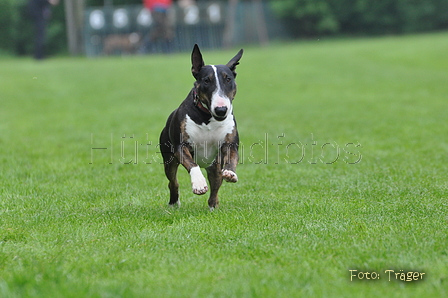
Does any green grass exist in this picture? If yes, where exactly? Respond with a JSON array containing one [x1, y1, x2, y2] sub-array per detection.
[[1, 32, 447, 297]]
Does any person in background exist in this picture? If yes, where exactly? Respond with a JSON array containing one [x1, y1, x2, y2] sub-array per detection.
[[28, 0, 59, 60], [143, 0, 174, 53]]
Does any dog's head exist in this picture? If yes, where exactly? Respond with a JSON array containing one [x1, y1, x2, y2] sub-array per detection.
[[191, 44, 243, 121]]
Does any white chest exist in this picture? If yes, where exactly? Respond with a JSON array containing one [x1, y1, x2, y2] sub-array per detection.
[[185, 114, 235, 167]]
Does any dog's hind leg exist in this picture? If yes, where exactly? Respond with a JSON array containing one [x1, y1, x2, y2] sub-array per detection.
[[164, 159, 180, 206], [206, 163, 223, 210], [160, 125, 181, 206]]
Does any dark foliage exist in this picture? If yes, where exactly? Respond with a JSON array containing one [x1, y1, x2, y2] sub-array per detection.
[[270, 0, 448, 37]]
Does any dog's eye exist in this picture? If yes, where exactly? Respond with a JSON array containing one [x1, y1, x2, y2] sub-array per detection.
[[226, 77, 232, 83], [204, 77, 211, 84]]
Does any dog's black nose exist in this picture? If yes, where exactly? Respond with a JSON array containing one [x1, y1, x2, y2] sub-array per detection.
[[214, 106, 228, 117]]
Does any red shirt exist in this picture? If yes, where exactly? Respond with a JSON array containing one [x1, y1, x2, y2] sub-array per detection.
[[143, 0, 172, 11]]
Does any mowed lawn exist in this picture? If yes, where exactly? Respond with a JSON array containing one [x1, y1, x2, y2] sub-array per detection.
[[1, 32, 447, 297]]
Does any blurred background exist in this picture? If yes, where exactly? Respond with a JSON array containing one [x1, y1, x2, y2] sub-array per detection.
[[1, 0, 448, 57]]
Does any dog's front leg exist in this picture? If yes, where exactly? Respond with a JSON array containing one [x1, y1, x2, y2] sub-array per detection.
[[175, 144, 208, 195], [221, 142, 239, 183]]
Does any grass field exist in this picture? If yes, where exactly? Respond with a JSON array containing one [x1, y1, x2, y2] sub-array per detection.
[[1, 32, 447, 297]]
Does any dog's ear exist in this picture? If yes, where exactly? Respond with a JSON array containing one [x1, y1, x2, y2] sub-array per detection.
[[191, 44, 205, 79], [226, 49, 243, 77]]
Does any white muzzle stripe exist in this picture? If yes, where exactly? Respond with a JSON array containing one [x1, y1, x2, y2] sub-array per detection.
[[210, 65, 232, 118]]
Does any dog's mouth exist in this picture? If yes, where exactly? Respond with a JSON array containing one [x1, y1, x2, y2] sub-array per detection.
[[213, 115, 227, 121]]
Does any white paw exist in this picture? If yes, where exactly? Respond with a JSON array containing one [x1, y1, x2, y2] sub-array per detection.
[[190, 166, 208, 195], [222, 169, 238, 183]]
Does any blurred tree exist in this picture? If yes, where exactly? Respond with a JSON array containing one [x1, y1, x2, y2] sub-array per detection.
[[253, 0, 269, 46], [65, 0, 84, 55], [272, 0, 448, 37], [0, 0, 18, 54], [223, 0, 238, 47], [271, 0, 339, 37]]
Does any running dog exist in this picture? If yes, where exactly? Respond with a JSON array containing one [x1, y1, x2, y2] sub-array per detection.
[[159, 44, 243, 209]]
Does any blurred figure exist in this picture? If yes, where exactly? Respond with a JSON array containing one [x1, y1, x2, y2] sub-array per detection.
[[28, 0, 59, 60], [143, 0, 174, 53], [178, 0, 195, 9]]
